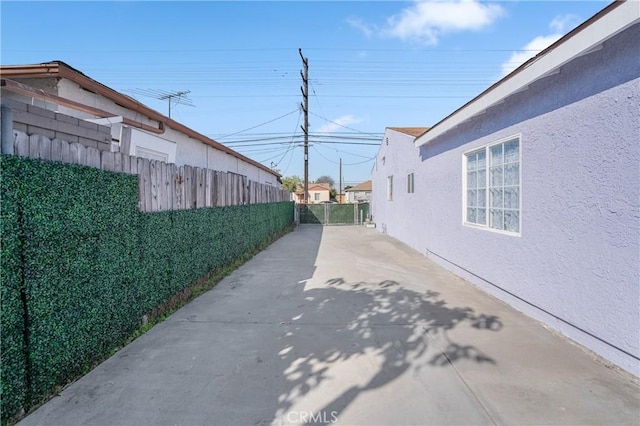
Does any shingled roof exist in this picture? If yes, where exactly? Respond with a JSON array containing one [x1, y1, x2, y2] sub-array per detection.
[[346, 180, 372, 192], [386, 127, 429, 137]]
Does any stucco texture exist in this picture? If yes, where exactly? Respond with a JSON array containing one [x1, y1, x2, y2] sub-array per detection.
[[372, 23, 640, 374]]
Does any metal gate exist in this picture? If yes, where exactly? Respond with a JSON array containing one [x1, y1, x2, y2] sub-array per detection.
[[298, 203, 369, 225]]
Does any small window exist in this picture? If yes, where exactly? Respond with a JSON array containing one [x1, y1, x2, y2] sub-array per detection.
[[314, 193, 320, 201], [407, 173, 414, 194], [464, 136, 520, 234], [387, 176, 393, 201]]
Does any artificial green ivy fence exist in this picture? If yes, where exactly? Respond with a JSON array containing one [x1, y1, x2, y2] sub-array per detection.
[[0, 155, 293, 421]]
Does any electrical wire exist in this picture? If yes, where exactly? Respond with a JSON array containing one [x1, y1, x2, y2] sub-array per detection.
[[309, 111, 382, 137], [216, 108, 299, 139], [280, 143, 297, 175], [314, 142, 376, 159], [273, 109, 303, 168], [311, 145, 375, 166]]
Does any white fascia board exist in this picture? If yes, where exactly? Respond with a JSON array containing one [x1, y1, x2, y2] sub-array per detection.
[[415, 1, 640, 147], [83, 116, 124, 125]]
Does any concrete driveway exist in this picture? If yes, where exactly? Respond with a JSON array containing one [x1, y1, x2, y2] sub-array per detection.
[[19, 225, 639, 425]]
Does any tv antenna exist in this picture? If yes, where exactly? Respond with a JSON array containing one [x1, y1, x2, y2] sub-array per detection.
[[125, 88, 195, 118]]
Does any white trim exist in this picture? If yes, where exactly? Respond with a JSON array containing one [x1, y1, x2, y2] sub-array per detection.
[[416, 1, 639, 147], [135, 146, 169, 163], [462, 134, 522, 237]]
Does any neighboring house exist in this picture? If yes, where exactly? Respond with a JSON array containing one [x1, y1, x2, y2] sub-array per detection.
[[0, 61, 280, 186], [345, 180, 372, 203], [294, 182, 331, 204], [372, 2, 639, 375], [371, 127, 428, 231]]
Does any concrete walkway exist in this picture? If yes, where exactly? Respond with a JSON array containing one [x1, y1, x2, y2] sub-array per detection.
[[20, 225, 639, 426]]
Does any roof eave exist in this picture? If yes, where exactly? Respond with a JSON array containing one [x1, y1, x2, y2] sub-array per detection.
[[1, 61, 281, 178], [415, 0, 638, 148]]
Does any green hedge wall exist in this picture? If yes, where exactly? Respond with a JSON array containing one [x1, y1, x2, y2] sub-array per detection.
[[326, 204, 354, 225], [0, 156, 28, 420], [0, 155, 294, 421], [299, 205, 324, 224]]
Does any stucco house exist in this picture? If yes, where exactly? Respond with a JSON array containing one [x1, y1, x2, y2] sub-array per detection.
[[372, 1, 639, 375], [294, 182, 331, 204], [372, 128, 428, 231], [345, 180, 372, 203], [0, 61, 280, 186]]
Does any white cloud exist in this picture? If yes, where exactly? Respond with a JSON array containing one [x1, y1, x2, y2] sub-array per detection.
[[316, 115, 361, 134], [500, 34, 562, 76], [346, 18, 374, 38], [348, 0, 505, 45], [550, 14, 580, 33], [499, 14, 581, 77]]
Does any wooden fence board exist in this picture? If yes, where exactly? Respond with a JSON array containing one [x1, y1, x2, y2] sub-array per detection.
[[10, 129, 292, 212], [15, 131, 29, 157], [39, 136, 52, 160], [87, 147, 100, 168], [50, 139, 63, 162], [183, 166, 192, 209], [123, 155, 131, 174], [113, 152, 123, 173], [175, 166, 184, 210], [150, 160, 159, 212], [101, 151, 115, 171], [28, 134, 40, 158], [196, 168, 205, 208], [140, 158, 151, 212], [60, 139, 70, 164]]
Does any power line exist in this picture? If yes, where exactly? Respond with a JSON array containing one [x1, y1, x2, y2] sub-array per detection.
[[216, 108, 299, 139], [273, 109, 303, 168], [314, 142, 376, 159], [280, 142, 297, 175], [309, 110, 381, 136], [224, 140, 380, 148], [221, 134, 381, 144], [312, 146, 375, 166], [7, 47, 550, 53]]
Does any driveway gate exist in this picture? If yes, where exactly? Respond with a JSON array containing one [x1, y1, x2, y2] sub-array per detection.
[[298, 203, 369, 225]]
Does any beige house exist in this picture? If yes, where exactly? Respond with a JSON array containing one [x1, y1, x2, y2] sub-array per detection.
[[294, 183, 331, 204], [346, 180, 372, 203]]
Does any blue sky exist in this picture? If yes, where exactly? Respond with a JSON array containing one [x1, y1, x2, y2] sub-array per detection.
[[1, 1, 609, 185]]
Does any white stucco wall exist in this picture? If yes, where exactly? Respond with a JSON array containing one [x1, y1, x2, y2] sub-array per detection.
[[371, 129, 423, 242], [54, 79, 279, 185], [347, 190, 372, 204], [372, 24, 640, 375]]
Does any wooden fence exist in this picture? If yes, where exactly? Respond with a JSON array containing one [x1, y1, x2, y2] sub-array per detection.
[[9, 130, 291, 212]]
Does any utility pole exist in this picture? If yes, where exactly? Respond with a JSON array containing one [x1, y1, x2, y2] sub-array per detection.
[[299, 48, 309, 204], [339, 157, 342, 204]]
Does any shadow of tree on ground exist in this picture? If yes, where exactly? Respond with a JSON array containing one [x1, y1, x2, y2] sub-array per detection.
[[271, 274, 502, 425]]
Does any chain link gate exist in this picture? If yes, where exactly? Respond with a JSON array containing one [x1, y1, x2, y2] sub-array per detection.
[[298, 203, 369, 225]]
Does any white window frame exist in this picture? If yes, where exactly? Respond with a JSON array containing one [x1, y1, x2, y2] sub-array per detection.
[[462, 134, 522, 236], [314, 192, 320, 201], [387, 175, 393, 201]]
